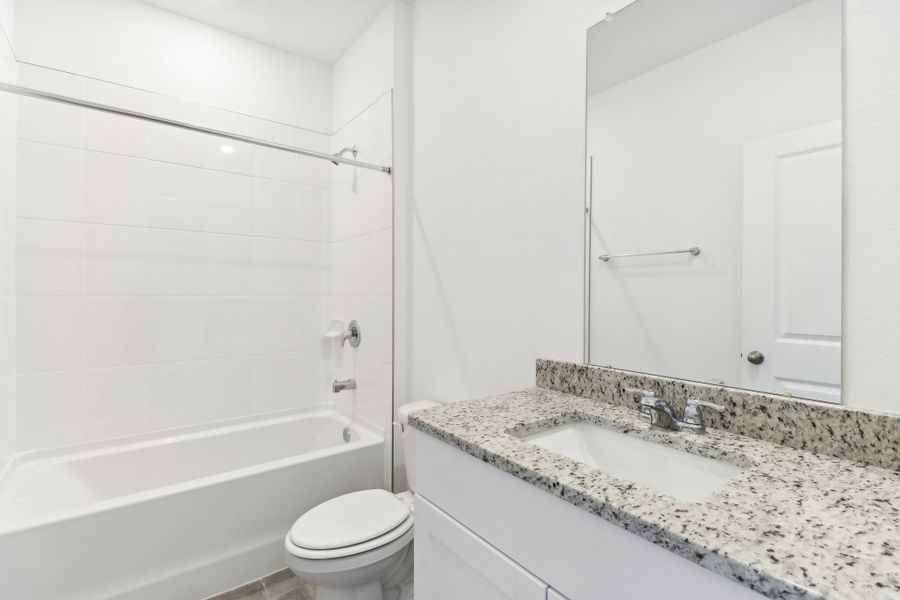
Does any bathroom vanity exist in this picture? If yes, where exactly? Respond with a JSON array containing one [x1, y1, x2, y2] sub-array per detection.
[[411, 422, 762, 600], [409, 360, 900, 600]]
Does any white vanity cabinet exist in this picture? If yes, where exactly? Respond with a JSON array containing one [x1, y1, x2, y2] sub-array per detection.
[[413, 430, 766, 600], [415, 496, 547, 600]]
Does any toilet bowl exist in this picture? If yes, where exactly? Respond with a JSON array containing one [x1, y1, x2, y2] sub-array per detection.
[[284, 401, 438, 600]]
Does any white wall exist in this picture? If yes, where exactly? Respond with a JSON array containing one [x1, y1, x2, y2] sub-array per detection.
[[843, 0, 900, 414], [587, 0, 841, 387], [331, 2, 397, 132], [0, 0, 13, 54], [15, 0, 331, 131], [12, 64, 333, 450], [0, 6, 16, 468], [406, 0, 619, 404], [408, 0, 900, 417]]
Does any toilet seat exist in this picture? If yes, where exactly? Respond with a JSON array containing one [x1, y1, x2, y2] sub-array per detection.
[[285, 523, 414, 569], [287, 489, 414, 560], [288, 514, 414, 559]]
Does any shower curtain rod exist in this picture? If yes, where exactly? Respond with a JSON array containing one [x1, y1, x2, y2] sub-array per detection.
[[0, 82, 392, 175]]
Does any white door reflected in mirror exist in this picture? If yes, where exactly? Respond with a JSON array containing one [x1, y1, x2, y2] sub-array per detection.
[[741, 121, 842, 402]]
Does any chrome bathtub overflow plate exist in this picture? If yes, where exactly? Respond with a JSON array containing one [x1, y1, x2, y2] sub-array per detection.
[[342, 426, 352, 443]]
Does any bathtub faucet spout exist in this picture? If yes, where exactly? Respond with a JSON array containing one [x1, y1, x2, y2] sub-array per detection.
[[332, 379, 357, 393]]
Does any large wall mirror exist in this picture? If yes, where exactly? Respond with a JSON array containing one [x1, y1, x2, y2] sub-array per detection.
[[585, 0, 843, 403]]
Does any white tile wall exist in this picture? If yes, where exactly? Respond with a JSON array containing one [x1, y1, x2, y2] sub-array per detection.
[[297, 185, 329, 242], [251, 352, 310, 414], [85, 297, 149, 368], [253, 178, 301, 238], [85, 225, 206, 296], [328, 93, 394, 435], [10, 65, 393, 454], [204, 171, 255, 236], [204, 234, 254, 295], [369, 229, 393, 297], [86, 79, 150, 157], [17, 67, 87, 148], [15, 219, 86, 296], [0, 48, 16, 465], [13, 65, 335, 451], [16, 297, 86, 374], [17, 142, 87, 221], [145, 297, 206, 362], [16, 371, 86, 450]]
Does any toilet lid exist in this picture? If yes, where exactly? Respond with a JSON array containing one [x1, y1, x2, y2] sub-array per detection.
[[289, 489, 411, 551]]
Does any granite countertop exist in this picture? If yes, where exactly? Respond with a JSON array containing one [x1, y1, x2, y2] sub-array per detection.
[[408, 388, 900, 600]]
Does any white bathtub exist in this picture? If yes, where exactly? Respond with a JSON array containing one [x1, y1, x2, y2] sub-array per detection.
[[0, 409, 384, 600]]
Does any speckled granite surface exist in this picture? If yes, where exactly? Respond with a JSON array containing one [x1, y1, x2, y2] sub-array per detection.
[[409, 388, 900, 600], [537, 359, 900, 471]]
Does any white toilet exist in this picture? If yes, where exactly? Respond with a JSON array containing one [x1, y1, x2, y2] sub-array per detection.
[[284, 401, 438, 600]]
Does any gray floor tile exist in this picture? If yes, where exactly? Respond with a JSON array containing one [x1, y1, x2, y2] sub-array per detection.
[[261, 568, 315, 600], [204, 579, 267, 600], [268, 584, 316, 600]]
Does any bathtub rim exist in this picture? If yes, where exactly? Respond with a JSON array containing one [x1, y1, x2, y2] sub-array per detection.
[[0, 408, 383, 537]]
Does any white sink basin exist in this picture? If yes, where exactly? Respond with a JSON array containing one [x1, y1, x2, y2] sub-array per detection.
[[520, 422, 743, 503]]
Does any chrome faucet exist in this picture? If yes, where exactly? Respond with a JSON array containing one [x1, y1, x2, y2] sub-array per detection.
[[624, 388, 725, 434], [332, 379, 357, 393]]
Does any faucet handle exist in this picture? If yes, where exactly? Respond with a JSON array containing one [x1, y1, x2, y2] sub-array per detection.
[[681, 396, 725, 433], [625, 387, 659, 425], [686, 396, 725, 412]]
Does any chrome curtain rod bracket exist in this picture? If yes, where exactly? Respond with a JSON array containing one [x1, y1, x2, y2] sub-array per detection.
[[0, 82, 392, 175], [599, 247, 700, 262]]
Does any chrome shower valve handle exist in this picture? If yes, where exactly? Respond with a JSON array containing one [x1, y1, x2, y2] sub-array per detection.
[[342, 320, 362, 348]]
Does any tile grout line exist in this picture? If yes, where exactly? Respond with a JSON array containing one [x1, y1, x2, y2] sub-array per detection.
[[16, 215, 335, 245], [15, 136, 336, 190], [17, 60, 335, 136]]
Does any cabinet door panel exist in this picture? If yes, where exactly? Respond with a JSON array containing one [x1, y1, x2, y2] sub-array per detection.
[[548, 590, 570, 600], [415, 495, 547, 600]]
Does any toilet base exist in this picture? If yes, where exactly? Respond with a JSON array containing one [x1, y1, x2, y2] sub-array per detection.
[[286, 531, 413, 600], [310, 545, 412, 600]]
